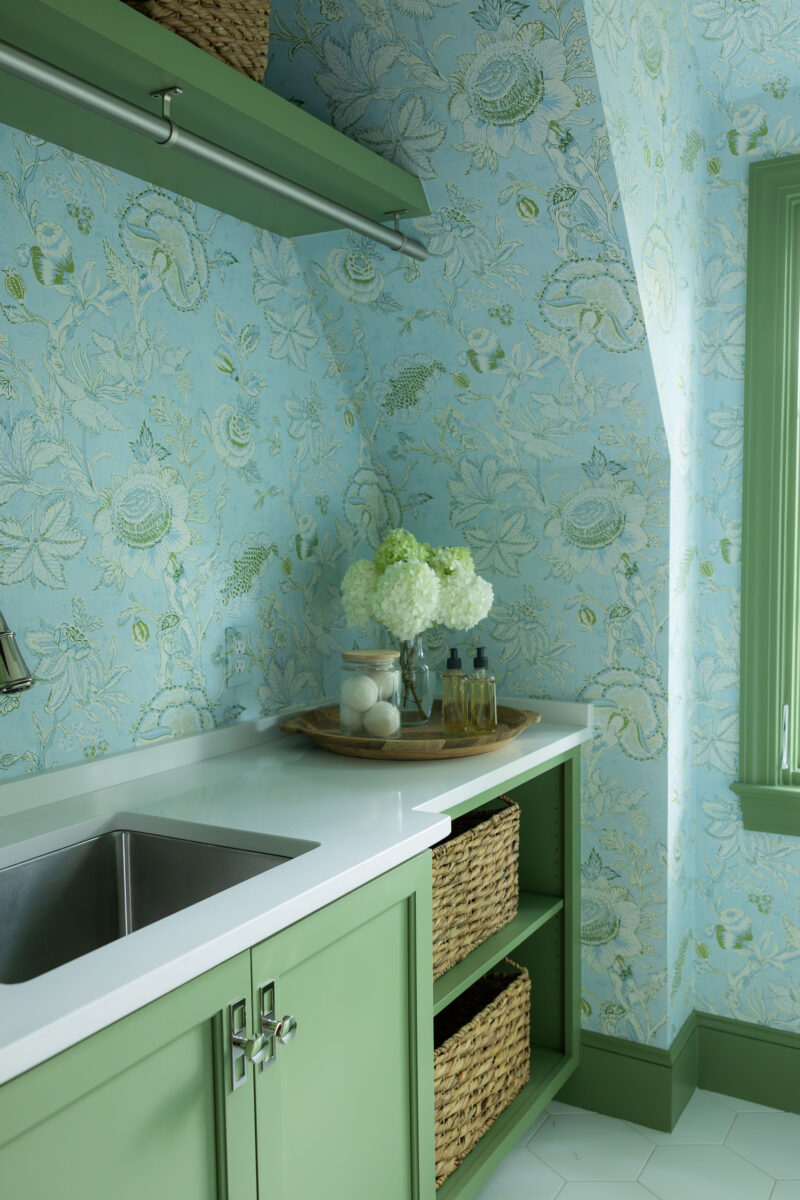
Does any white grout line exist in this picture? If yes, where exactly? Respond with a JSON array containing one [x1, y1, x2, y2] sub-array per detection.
[[638, 1141, 657, 1179]]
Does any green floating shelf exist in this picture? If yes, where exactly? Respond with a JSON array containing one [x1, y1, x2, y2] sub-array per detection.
[[433, 892, 564, 1017], [0, 0, 429, 238], [436, 1048, 575, 1200]]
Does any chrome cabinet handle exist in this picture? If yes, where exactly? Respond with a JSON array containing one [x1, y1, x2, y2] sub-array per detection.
[[231, 1028, 271, 1063], [231, 996, 268, 1090], [262, 1013, 298, 1045], [230, 992, 298, 1088]]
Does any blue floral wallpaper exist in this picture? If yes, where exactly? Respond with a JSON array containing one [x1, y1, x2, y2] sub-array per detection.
[[582, 0, 706, 1042], [687, 0, 800, 1033], [582, 0, 800, 1035], [0, 131, 357, 772], [268, 0, 674, 1045], [3, 0, 800, 1046]]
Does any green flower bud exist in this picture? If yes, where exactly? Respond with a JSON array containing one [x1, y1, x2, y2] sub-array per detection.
[[281, 556, 293, 576], [578, 606, 596, 629], [374, 528, 424, 574], [343, 408, 355, 430], [707, 156, 722, 175], [4, 270, 25, 301], [515, 195, 539, 224], [453, 372, 471, 389], [696, 941, 710, 960], [700, 560, 714, 578], [131, 619, 150, 646]]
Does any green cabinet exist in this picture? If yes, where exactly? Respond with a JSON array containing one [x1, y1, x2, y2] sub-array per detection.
[[0, 951, 256, 1200], [0, 745, 580, 1200], [432, 748, 581, 1199], [0, 852, 434, 1200], [252, 859, 434, 1200]]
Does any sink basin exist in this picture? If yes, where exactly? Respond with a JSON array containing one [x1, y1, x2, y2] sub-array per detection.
[[0, 819, 315, 984]]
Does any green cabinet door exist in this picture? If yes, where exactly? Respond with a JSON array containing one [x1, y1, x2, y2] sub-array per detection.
[[250, 854, 435, 1200], [0, 951, 257, 1200]]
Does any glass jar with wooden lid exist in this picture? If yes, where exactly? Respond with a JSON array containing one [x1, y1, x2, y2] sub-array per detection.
[[339, 650, 402, 738]]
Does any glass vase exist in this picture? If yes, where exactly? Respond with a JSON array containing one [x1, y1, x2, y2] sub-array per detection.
[[399, 636, 435, 726]]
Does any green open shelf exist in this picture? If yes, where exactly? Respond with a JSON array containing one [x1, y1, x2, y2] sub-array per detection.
[[0, 0, 429, 238], [433, 892, 564, 1017], [436, 1047, 576, 1200], [434, 752, 581, 1198]]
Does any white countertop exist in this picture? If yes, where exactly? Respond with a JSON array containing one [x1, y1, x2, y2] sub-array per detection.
[[0, 699, 591, 1085]]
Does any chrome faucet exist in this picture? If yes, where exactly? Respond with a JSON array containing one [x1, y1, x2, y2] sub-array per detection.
[[0, 610, 34, 693]]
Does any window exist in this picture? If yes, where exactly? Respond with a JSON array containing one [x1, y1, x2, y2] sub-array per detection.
[[733, 153, 800, 834]]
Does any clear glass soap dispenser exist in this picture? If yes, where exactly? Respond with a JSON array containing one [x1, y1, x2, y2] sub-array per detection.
[[469, 646, 497, 734], [441, 647, 467, 734]]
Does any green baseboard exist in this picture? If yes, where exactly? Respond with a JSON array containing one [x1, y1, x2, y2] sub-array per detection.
[[557, 1014, 697, 1131], [557, 1011, 800, 1131], [698, 1012, 800, 1115]]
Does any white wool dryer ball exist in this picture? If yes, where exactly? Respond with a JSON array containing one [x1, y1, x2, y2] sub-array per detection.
[[368, 670, 397, 700], [340, 673, 379, 712], [363, 701, 401, 738], [339, 704, 363, 732]]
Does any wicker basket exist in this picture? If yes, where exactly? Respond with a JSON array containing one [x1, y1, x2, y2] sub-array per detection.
[[434, 960, 531, 1187], [124, 0, 270, 82], [432, 796, 519, 980]]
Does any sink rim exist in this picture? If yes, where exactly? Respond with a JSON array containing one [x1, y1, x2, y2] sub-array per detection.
[[0, 811, 321, 989], [0, 810, 319, 873]]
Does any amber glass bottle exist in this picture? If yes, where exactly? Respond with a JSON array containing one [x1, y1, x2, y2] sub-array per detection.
[[441, 648, 467, 734], [469, 646, 497, 733]]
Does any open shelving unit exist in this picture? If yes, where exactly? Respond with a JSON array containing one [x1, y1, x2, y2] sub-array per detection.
[[0, 0, 429, 238], [432, 747, 581, 1200]]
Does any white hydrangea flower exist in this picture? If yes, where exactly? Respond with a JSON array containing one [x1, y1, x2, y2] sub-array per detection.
[[373, 560, 441, 642], [437, 567, 494, 630], [340, 559, 377, 625]]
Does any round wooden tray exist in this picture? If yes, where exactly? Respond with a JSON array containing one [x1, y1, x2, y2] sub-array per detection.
[[280, 702, 541, 760]]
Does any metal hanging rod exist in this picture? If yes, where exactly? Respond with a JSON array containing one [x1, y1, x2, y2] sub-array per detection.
[[0, 39, 428, 262]]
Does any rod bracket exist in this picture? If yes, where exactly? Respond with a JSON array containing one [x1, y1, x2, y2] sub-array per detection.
[[385, 209, 408, 234], [151, 86, 183, 147]]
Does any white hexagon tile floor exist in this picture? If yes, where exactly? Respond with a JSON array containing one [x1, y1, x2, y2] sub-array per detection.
[[471, 1090, 800, 1200]]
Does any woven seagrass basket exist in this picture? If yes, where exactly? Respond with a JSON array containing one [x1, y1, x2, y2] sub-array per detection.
[[434, 960, 531, 1187], [124, 0, 270, 81], [432, 796, 520, 980]]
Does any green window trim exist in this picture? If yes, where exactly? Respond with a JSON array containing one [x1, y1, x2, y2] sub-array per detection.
[[736, 153, 800, 835]]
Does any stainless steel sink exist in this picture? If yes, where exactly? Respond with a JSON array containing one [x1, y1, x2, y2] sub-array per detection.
[[0, 819, 316, 984]]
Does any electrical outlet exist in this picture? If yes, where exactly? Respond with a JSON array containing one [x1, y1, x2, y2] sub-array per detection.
[[225, 627, 249, 688]]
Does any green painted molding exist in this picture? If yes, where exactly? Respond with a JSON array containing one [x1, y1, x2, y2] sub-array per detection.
[[557, 1013, 698, 1131], [732, 782, 800, 836], [557, 1011, 800, 1130], [736, 153, 800, 834], [698, 1012, 800, 1115]]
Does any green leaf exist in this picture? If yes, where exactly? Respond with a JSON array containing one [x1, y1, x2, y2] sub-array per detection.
[[466, 511, 536, 577], [215, 306, 237, 344]]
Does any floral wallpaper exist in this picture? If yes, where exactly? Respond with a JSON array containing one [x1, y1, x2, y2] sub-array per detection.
[[268, 0, 675, 1046], [580, 0, 800, 1037], [687, 0, 800, 1034], [0, 128, 360, 775], [3, 0, 800, 1048], [582, 0, 706, 1042], [268, 0, 800, 1042]]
